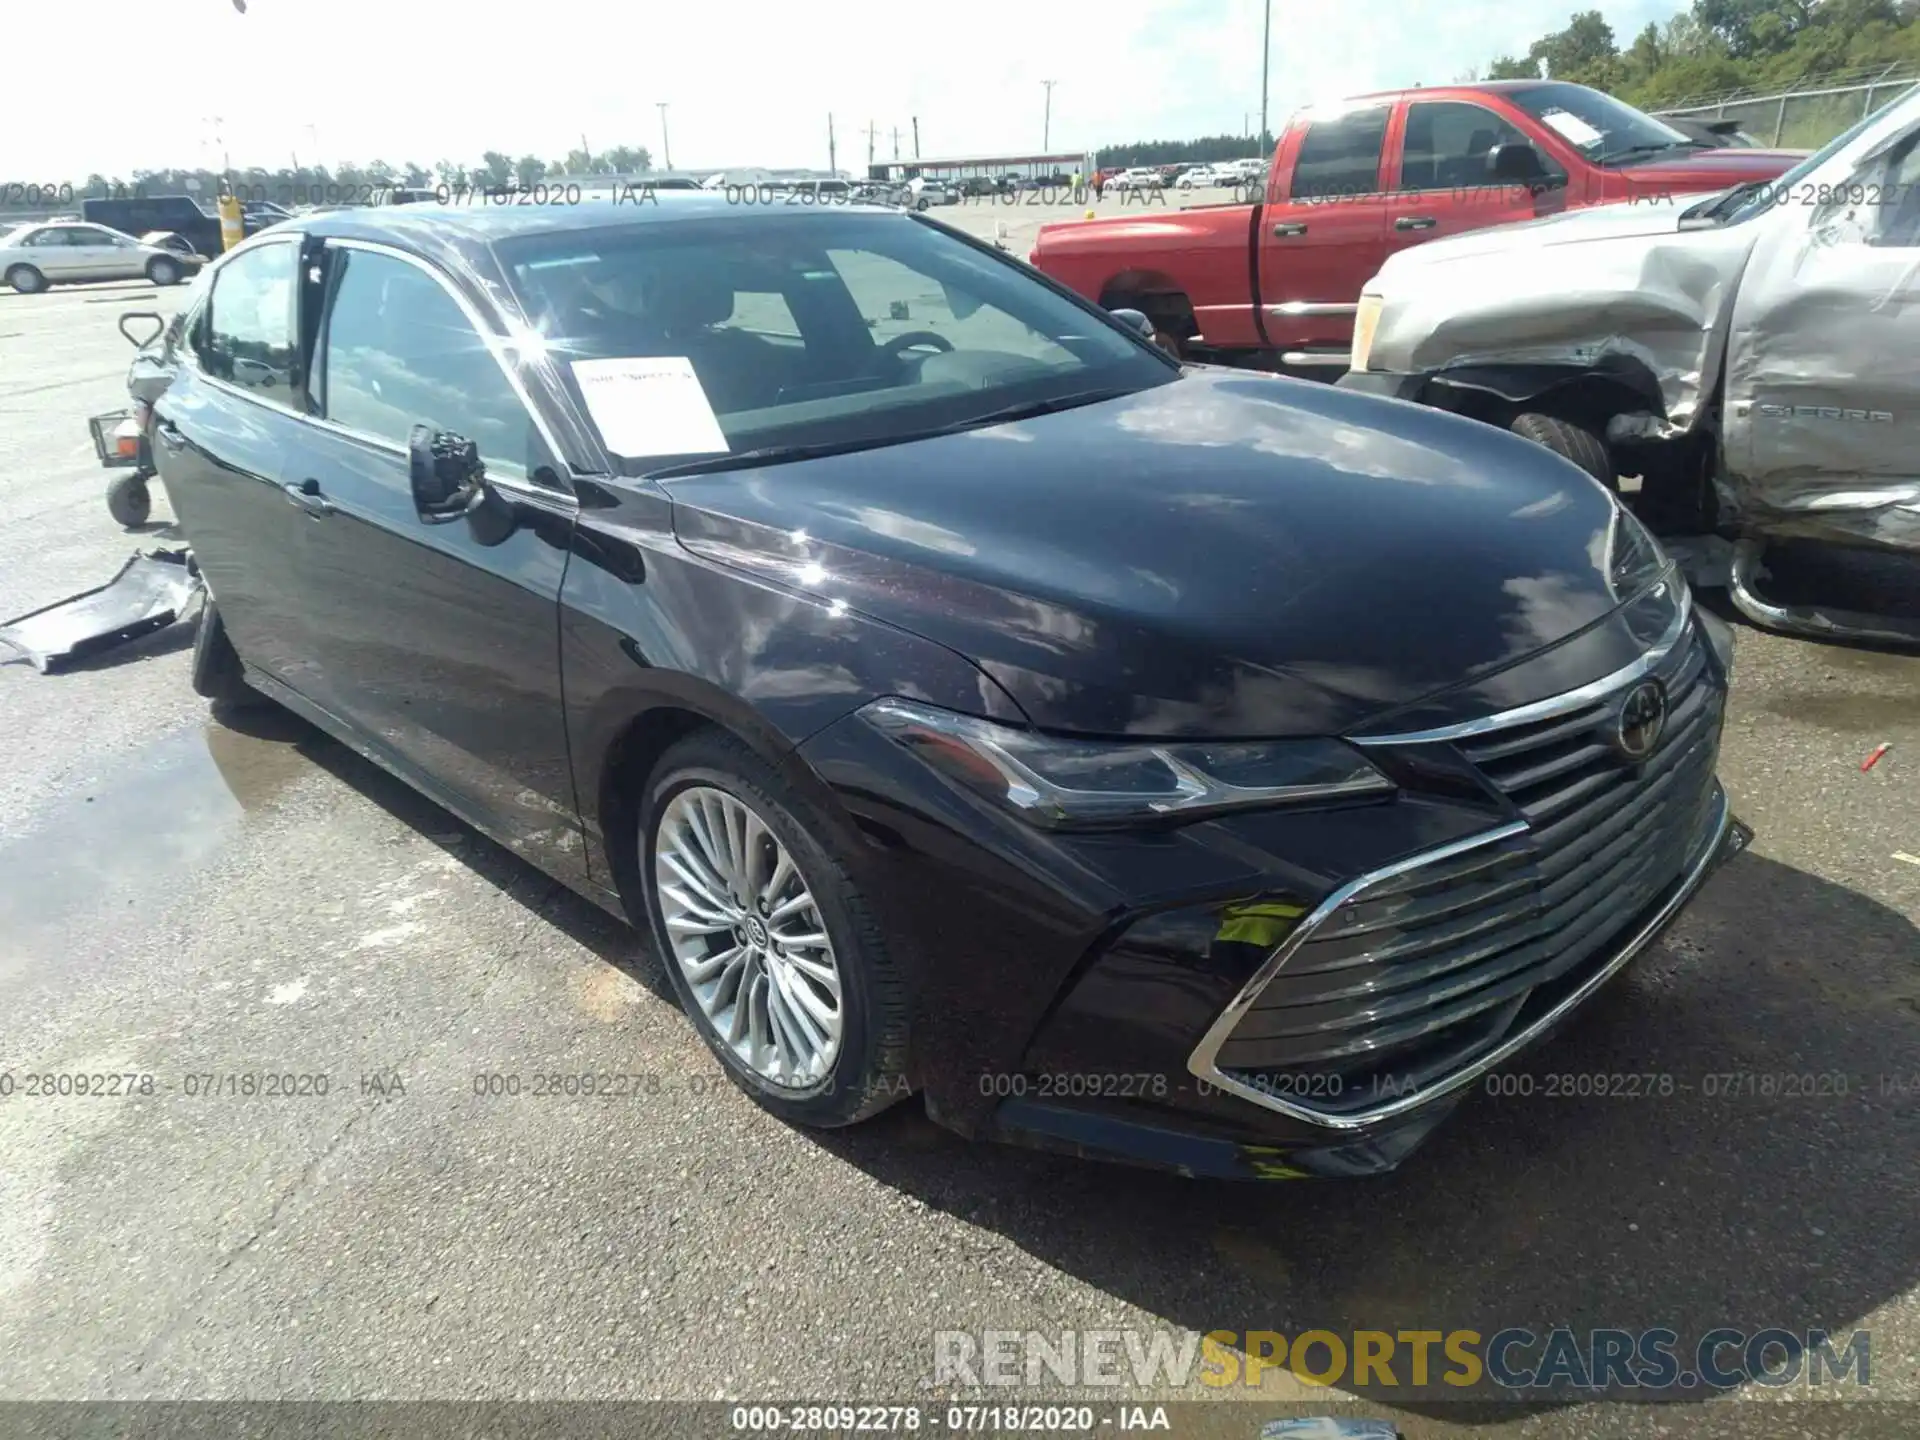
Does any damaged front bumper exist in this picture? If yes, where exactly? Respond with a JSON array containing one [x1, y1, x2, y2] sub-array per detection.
[[0, 549, 201, 673]]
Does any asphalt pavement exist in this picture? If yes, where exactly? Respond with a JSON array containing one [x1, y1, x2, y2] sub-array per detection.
[[0, 210, 1916, 1439]]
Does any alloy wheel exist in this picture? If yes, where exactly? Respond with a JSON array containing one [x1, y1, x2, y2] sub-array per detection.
[[653, 784, 844, 1089]]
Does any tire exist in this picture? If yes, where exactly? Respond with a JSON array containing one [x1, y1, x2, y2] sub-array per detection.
[[146, 255, 182, 286], [191, 599, 257, 707], [1510, 411, 1614, 487], [914, 197, 930, 211], [106, 473, 151, 528], [5, 264, 46, 294], [639, 729, 910, 1128]]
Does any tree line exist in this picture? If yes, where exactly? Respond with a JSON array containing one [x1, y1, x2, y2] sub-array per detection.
[[7, 146, 656, 210], [1482, 0, 1920, 107], [1096, 1, 1920, 165], [1091, 133, 1276, 169]]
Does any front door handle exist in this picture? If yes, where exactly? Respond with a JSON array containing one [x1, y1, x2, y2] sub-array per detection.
[[1395, 215, 1438, 231], [154, 421, 186, 452], [1272, 221, 1309, 237], [282, 478, 336, 517]]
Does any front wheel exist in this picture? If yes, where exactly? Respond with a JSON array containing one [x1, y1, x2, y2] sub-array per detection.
[[5, 264, 46, 294], [1510, 411, 1614, 488], [641, 730, 910, 1128], [147, 255, 182, 286], [106, 472, 151, 528]]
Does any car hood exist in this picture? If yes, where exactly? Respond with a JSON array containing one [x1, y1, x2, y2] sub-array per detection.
[[1373, 193, 1710, 272], [1364, 196, 1768, 426], [665, 369, 1656, 739], [1614, 146, 1801, 183]]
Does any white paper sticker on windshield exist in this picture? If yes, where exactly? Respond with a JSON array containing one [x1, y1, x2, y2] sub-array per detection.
[[1539, 110, 1604, 148], [570, 356, 729, 458]]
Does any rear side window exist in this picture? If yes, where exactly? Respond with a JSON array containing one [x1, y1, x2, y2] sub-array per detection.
[[1289, 106, 1389, 200], [318, 247, 533, 480], [203, 241, 299, 409]]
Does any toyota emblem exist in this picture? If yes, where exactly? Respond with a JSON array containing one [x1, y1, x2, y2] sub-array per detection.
[[1613, 680, 1668, 761]]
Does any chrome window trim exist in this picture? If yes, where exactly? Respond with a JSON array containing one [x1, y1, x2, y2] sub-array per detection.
[[1185, 784, 1732, 1130], [1350, 596, 1690, 747], [178, 235, 579, 509]]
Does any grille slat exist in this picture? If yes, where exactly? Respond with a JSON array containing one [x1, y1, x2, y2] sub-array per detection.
[[1215, 621, 1726, 1094]]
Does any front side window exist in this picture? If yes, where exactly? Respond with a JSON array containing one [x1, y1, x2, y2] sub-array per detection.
[[22, 227, 72, 247], [319, 247, 533, 480], [1290, 106, 1390, 200], [204, 241, 299, 407], [499, 211, 1171, 471], [1401, 101, 1556, 191], [67, 226, 127, 246]]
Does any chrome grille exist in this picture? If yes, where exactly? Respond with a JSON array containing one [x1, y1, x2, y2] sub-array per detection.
[[1210, 621, 1724, 1116]]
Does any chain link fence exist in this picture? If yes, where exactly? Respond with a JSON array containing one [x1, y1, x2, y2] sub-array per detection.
[[1656, 70, 1920, 149]]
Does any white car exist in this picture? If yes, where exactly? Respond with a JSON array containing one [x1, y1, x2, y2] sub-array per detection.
[[1176, 165, 1234, 189], [1107, 168, 1166, 191], [906, 178, 957, 209], [1, 221, 199, 293]]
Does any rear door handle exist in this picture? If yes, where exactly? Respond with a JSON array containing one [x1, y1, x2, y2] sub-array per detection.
[[1272, 221, 1309, 237], [1395, 215, 1438, 231], [154, 421, 186, 452], [282, 478, 336, 517]]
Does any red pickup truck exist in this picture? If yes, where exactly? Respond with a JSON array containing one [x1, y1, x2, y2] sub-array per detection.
[[1032, 80, 1799, 372]]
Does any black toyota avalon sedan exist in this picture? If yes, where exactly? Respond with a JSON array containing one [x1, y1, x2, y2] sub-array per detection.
[[153, 196, 1746, 1178]]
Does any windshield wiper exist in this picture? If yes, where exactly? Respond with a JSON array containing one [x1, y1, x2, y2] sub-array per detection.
[[641, 434, 910, 480], [1681, 178, 1768, 227], [638, 387, 1137, 479], [1597, 139, 1712, 165], [912, 386, 1138, 439]]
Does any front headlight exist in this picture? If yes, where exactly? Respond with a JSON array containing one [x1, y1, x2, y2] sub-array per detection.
[[861, 699, 1394, 830], [1349, 291, 1384, 372], [1607, 501, 1692, 647]]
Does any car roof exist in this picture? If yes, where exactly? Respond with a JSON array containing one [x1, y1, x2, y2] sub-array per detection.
[[277, 194, 910, 280], [299, 191, 900, 245]]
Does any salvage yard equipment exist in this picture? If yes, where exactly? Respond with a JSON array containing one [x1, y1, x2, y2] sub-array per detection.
[[86, 308, 186, 528]]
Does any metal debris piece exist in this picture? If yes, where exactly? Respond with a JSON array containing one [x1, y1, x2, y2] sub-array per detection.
[[1894, 852, 1920, 867], [0, 549, 201, 674]]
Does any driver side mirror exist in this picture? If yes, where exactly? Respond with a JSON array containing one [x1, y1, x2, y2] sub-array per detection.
[[1108, 307, 1156, 342], [409, 424, 490, 523], [1488, 141, 1548, 185]]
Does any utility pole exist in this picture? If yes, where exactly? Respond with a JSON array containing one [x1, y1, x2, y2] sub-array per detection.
[[656, 103, 672, 170], [865, 120, 877, 169], [892, 126, 900, 161], [912, 116, 920, 159], [580, 133, 592, 173], [1041, 80, 1056, 149], [1259, 0, 1272, 152], [828, 113, 837, 176]]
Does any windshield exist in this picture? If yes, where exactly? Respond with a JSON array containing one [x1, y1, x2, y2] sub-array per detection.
[[1717, 83, 1920, 224], [1506, 81, 1695, 166], [499, 211, 1174, 473]]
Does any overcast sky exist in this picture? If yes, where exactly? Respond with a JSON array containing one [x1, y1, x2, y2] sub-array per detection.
[[19, 0, 1677, 178]]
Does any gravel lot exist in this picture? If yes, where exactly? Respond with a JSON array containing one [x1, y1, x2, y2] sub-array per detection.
[[1, 203, 1916, 1438]]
